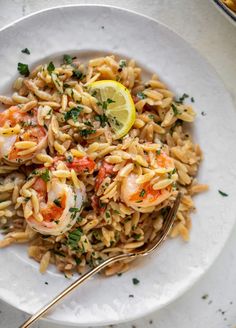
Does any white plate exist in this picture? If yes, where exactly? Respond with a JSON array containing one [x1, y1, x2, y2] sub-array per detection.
[[0, 5, 236, 327]]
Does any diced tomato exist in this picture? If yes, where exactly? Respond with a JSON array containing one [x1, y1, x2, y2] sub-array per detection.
[[91, 195, 106, 213], [66, 157, 96, 174], [41, 193, 66, 222], [95, 162, 114, 191]]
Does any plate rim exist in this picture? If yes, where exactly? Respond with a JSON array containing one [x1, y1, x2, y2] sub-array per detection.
[[0, 4, 236, 326], [211, 0, 236, 25]]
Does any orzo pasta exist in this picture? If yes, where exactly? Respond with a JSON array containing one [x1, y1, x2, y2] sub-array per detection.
[[0, 54, 207, 276]]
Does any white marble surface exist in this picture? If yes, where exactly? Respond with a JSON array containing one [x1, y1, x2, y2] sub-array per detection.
[[0, 1, 235, 327]]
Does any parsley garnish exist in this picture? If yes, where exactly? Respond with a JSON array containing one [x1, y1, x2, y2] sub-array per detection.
[[202, 294, 209, 300], [119, 59, 126, 68], [66, 154, 73, 163], [64, 106, 82, 122], [84, 120, 93, 127], [156, 149, 161, 155], [53, 198, 61, 208], [107, 98, 115, 104], [40, 169, 50, 182], [75, 257, 82, 265], [139, 189, 146, 197], [133, 233, 141, 240], [21, 48, 30, 55], [17, 63, 30, 77], [218, 190, 228, 197], [47, 61, 55, 74], [94, 114, 108, 127], [191, 97, 195, 103], [171, 103, 180, 116], [105, 212, 110, 218], [132, 278, 140, 285], [177, 93, 189, 104], [68, 228, 83, 249], [117, 273, 122, 277], [80, 129, 96, 137], [73, 69, 84, 80], [69, 207, 80, 212], [63, 54, 73, 65], [137, 92, 147, 100]]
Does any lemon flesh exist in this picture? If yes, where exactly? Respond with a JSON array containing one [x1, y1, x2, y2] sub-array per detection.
[[88, 80, 136, 139]]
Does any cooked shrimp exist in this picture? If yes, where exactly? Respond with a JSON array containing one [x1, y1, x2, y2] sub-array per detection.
[[0, 106, 47, 164], [65, 156, 96, 174], [121, 151, 176, 209], [23, 168, 86, 236]]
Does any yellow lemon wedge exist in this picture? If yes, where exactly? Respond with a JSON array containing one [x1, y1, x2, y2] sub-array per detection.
[[88, 80, 136, 139]]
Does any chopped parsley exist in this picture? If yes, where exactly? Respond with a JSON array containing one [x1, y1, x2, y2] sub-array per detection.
[[69, 207, 81, 220], [132, 278, 140, 285], [31, 169, 39, 176], [191, 97, 195, 103], [171, 103, 180, 116], [139, 189, 146, 197], [63, 54, 73, 65], [75, 257, 82, 265], [66, 154, 73, 163], [21, 48, 30, 55], [129, 294, 134, 298], [105, 211, 110, 218], [94, 114, 108, 127], [218, 190, 228, 197], [80, 129, 96, 138], [117, 272, 122, 277], [201, 111, 207, 116], [107, 98, 115, 104], [177, 93, 189, 104], [91, 90, 97, 97], [47, 61, 55, 74], [53, 198, 61, 208], [40, 169, 50, 182], [98, 98, 116, 110], [168, 168, 177, 178], [73, 69, 84, 80], [68, 228, 83, 249], [17, 63, 30, 77], [119, 59, 127, 68], [64, 106, 82, 122], [202, 294, 209, 300], [137, 92, 147, 100], [44, 281, 48, 285], [133, 233, 141, 240], [156, 149, 161, 155], [84, 120, 93, 127], [69, 207, 80, 212]]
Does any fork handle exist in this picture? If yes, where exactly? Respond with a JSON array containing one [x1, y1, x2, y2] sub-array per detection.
[[19, 252, 136, 328]]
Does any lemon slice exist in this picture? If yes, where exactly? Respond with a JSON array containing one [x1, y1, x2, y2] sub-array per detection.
[[88, 80, 136, 139]]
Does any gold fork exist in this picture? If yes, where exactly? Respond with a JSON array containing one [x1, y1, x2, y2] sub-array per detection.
[[20, 192, 181, 328]]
